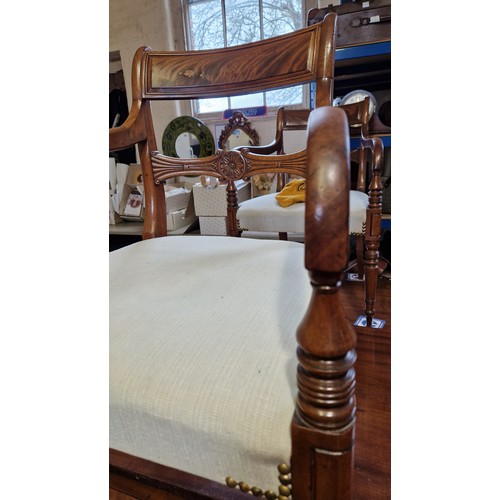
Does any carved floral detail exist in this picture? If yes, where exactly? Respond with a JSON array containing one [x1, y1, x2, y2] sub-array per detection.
[[217, 150, 247, 180]]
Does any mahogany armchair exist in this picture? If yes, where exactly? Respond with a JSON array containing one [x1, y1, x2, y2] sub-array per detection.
[[110, 13, 359, 499], [234, 98, 384, 327]]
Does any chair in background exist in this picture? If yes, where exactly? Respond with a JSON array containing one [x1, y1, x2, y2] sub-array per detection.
[[109, 13, 362, 499], [234, 97, 384, 327]]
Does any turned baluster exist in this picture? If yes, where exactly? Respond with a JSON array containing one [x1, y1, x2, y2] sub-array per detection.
[[291, 107, 356, 500], [363, 138, 384, 327]]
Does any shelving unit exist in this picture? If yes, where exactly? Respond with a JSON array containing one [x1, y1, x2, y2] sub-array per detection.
[[308, 1, 391, 234]]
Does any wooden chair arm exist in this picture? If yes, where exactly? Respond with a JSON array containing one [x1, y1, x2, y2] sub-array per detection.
[[305, 106, 350, 274], [233, 107, 287, 157], [292, 106, 356, 498], [361, 135, 384, 178], [233, 141, 280, 155], [109, 100, 148, 152], [353, 134, 384, 193]]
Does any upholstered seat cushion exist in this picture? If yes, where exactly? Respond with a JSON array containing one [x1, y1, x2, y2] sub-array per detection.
[[109, 236, 311, 491], [237, 190, 368, 234]]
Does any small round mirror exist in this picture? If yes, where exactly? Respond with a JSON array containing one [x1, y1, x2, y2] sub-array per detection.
[[175, 132, 201, 158]]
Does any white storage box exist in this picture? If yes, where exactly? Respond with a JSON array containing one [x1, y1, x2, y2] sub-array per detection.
[[193, 180, 251, 217], [175, 176, 202, 190], [167, 208, 197, 231], [166, 183, 197, 231], [110, 161, 198, 230], [165, 184, 193, 214], [199, 216, 228, 236]]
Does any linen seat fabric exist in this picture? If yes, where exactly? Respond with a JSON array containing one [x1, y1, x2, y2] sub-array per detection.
[[237, 190, 368, 235], [109, 235, 310, 492]]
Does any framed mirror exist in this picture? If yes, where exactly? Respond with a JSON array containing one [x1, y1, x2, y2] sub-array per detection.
[[217, 111, 260, 150], [162, 116, 215, 158]]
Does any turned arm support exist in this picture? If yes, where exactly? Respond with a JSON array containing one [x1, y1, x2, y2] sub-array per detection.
[[292, 106, 357, 500], [109, 48, 165, 240], [360, 135, 384, 192]]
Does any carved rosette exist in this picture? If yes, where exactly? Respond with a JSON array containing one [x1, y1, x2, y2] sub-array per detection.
[[217, 150, 248, 181]]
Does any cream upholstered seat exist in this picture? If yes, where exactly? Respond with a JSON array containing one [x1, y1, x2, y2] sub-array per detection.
[[110, 236, 309, 491], [237, 189, 368, 235]]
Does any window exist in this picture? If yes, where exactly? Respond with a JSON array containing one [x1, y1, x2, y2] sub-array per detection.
[[183, 0, 313, 116]]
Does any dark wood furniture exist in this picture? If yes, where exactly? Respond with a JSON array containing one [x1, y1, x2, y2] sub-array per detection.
[[109, 13, 386, 499], [309, 1, 391, 227], [308, 1, 390, 50]]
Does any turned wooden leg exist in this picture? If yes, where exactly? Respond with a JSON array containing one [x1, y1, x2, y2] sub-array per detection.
[[226, 181, 241, 237], [355, 234, 364, 280], [363, 135, 384, 328], [364, 236, 379, 328], [292, 273, 357, 499]]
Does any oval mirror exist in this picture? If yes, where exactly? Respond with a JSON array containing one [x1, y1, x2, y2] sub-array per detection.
[[218, 111, 259, 150], [175, 132, 201, 158], [225, 129, 253, 150]]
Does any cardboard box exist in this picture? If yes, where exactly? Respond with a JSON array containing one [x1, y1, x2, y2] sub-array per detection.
[[123, 190, 143, 217], [199, 216, 228, 236], [119, 183, 145, 221], [174, 176, 202, 190], [166, 183, 198, 231], [165, 184, 192, 214], [167, 208, 197, 231], [193, 180, 251, 217], [109, 161, 198, 228], [126, 163, 143, 185]]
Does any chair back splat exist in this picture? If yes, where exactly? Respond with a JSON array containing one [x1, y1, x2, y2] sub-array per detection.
[[109, 12, 359, 500]]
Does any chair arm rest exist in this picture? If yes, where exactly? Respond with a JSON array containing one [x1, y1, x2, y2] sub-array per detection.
[[109, 100, 148, 153], [352, 135, 384, 193], [305, 106, 350, 274], [233, 141, 280, 155], [360, 135, 384, 177]]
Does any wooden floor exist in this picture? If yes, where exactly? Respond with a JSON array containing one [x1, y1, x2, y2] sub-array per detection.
[[110, 274, 391, 500], [341, 276, 391, 500]]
